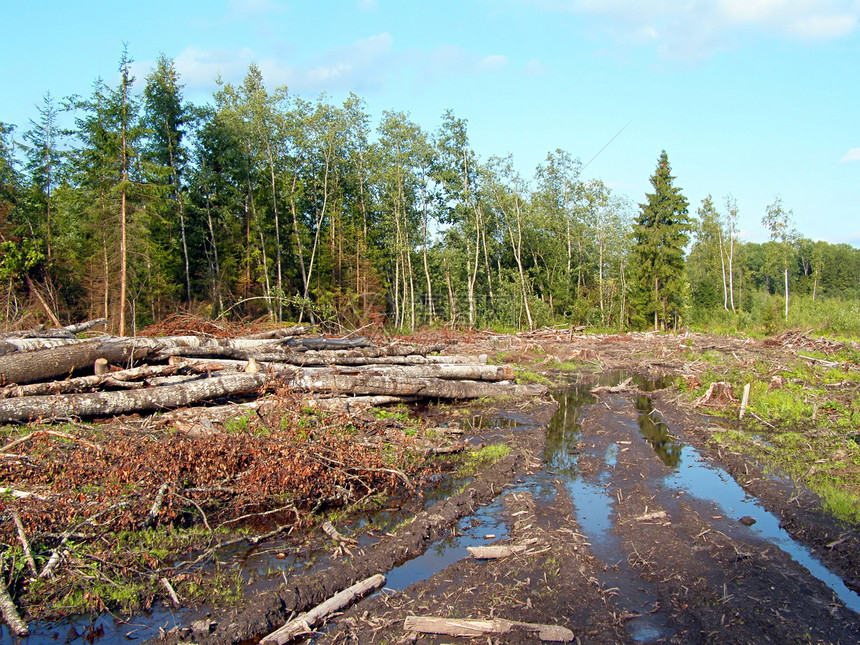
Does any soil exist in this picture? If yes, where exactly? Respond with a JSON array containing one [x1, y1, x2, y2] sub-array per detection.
[[6, 331, 860, 644]]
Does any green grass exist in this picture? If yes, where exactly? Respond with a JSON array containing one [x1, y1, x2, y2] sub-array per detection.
[[458, 443, 512, 477]]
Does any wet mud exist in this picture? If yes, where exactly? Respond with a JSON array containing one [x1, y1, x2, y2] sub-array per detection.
[[6, 335, 860, 645]]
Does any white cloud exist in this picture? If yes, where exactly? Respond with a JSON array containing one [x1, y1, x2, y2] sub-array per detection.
[[174, 46, 257, 88], [357, 0, 378, 10], [839, 147, 860, 163], [478, 54, 509, 72], [524, 58, 548, 76], [528, 0, 860, 59], [174, 34, 396, 93]]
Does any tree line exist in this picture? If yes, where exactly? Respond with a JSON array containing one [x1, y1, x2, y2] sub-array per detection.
[[1, 52, 858, 334]]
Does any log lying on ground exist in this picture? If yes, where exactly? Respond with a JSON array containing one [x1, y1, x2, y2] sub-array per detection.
[[0, 363, 193, 398], [403, 616, 574, 642], [0, 574, 29, 636], [0, 372, 269, 423], [286, 372, 546, 400], [0, 369, 545, 423], [170, 358, 512, 382], [467, 543, 529, 559], [261, 574, 385, 645], [0, 336, 292, 386], [0, 339, 153, 386]]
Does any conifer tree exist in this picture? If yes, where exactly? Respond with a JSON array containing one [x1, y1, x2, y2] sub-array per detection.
[[632, 151, 691, 330]]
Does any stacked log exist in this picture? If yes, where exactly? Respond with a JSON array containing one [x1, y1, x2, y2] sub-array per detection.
[[0, 320, 546, 423]]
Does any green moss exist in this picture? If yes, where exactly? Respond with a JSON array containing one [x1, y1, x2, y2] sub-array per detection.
[[458, 443, 511, 477]]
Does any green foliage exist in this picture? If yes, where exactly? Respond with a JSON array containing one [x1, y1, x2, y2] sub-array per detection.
[[1, 49, 857, 334], [631, 151, 692, 331], [458, 443, 511, 476]]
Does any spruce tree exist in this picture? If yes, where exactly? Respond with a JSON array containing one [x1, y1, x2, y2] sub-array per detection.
[[632, 151, 691, 330]]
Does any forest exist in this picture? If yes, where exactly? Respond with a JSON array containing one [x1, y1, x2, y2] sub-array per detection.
[[1, 51, 859, 336]]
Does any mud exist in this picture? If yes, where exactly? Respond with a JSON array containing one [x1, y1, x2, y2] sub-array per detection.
[[6, 332, 859, 645]]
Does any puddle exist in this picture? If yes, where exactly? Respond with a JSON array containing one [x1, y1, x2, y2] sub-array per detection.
[[634, 395, 682, 468], [666, 444, 860, 614], [384, 496, 510, 591], [2, 608, 182, 645], [544, 378, 676, 642]]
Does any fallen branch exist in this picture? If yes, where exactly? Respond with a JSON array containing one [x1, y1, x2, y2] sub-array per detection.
[[321, 521, 358, 545], [403, 616, 574, 642], [0, 429, 102, 454], [590, 377, 633, 395], [0, 569, 29, 636], [160, 577, 182, 608], [739, 382, 751, 420], [260, 574, 386, 644], [12, 510, 38, 576]]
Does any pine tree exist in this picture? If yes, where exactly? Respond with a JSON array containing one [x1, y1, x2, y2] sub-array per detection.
[[632, 151, 691, 331], [143, 54, 193, 303]]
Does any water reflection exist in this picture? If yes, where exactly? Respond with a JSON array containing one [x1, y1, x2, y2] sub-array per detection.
[[635, 396, 682, 469], [544, 384, 595, 475]]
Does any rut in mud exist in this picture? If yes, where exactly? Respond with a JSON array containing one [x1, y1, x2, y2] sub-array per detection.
[[5, 357, 860, 644], [318, 373, 860, 644]]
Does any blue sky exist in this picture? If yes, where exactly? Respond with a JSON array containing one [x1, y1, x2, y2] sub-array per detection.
[[2, 0, 858, 245]]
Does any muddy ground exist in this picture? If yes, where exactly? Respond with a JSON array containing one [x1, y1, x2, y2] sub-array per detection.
[[5, 331, 860, 644]]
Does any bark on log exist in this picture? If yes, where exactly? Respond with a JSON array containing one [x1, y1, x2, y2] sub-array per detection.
[[163, 349, 482, 367], [285, 336, 373, 351], [0, 339, 153, 385], [403, 616, 573, 642], [261, 574, 385, 645], [467, 544, 528, 559], [0, 575, 28, 636], [285, 372, 546, 400], [169, 356, 496, 378], [63, 318, 108, 335], [0, 336, 293, 386], [0, 364, 184, 398], [244, 325, 314, 340], [0, 372, 269, 423], [0, 337, 96, 357], [295, 364, 514, 382]]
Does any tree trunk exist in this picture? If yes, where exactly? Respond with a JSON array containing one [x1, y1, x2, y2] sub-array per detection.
[[287, 372, 546, 400], [0, 339, 152, 386], [0, 372, 269, 423]]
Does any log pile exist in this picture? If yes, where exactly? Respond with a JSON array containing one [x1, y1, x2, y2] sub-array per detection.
[[0, 320, 547, 424]]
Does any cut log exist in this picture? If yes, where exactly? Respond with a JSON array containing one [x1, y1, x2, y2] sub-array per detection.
[[0, 337, 96, 356], [296, 364, 514, 382], [244, 325, 314, 339], [0, 372, 269, 423], [467, 544, 528, 559], [0, 339, 152, 386], [286, 336, 373, 351], [0, 335, 295, 386], [63, 318, 108, 335], [0, 363, 185, 398], [260, 574, 385, 645], [168, 352, 484, 367], [403, 616, 573, 642], [286, 372, 547, 401]]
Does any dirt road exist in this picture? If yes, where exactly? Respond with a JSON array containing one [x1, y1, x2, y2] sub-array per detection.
[[317, 370, 860, 643]]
